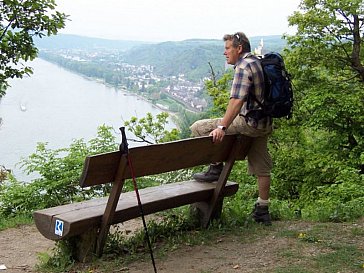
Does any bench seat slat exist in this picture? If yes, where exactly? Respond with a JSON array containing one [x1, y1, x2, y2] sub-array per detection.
[[34, 180, 239, 240]]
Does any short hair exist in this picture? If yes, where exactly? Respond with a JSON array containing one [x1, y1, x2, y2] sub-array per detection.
[[223, 32, 251, 53]]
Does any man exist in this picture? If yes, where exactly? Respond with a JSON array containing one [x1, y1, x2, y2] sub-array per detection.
[[190, 32, 273, 225]]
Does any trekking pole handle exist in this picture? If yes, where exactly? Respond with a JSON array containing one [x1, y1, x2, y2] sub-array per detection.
[[119, 127, 129, 155]]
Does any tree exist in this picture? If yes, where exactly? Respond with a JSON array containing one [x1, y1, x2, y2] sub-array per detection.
[[0, 0, 67, 97], [285, 0, 364, 171], [123, 112, 180, 144], [204, 69, 233, 117], [272, 0, 364, 219], [287, 0, 364, 79]]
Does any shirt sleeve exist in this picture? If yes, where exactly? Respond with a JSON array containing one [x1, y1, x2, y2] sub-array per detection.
[[230, 66, 253, 101]]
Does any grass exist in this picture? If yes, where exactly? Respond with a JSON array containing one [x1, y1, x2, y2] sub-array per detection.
[[3, 210, 364, 272], [35, 217, 364, 272], [315, 245, 363, 272], [0, 213, 33, 231], [274, 221, 364, 273]]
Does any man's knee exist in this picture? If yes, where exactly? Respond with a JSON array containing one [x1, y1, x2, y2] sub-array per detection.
[[190, 121, 201, 137], [190, 118, 219, 137]]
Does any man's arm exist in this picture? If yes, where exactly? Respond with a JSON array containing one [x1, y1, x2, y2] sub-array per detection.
[[210, 98, 244, 143], [220, 98, 244, 128]]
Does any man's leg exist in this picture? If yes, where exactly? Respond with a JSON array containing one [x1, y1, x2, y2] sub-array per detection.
[[258, 175, 270, 200], [190, 118, 224, 182], [191, 117, 273, 224], [190, 117, 247, 182], [191, 116, 271, 182], [248, 136, 273, 226], [251, 175, 271, 225], [190, 118, 221, 137]]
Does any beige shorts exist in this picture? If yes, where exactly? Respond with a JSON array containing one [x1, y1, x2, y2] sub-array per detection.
[[190, 116, 272, 176]]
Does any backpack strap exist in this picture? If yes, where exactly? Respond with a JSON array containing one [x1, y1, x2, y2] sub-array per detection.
[[244, 55, 268, 120], [248, 91, 265, 110]]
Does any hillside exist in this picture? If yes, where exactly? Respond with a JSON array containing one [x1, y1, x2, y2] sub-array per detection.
[[122, 36, 286, 80], [34, 34, 151, 51], [122, 39, 226, 80], [35, 34, 287, 81]]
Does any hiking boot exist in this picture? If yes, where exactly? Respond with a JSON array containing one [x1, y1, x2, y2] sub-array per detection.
[[251, 203, 272, 226], [193, 163, 223, 182]]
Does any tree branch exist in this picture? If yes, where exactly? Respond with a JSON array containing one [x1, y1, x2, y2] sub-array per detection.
[[323, 25, 351, 60], [351, 14, 364, 81], [0, 21, 12, 41], [208, 62, 217, 87], [126, 138, 154, 145], [337, 9, 354, 31]]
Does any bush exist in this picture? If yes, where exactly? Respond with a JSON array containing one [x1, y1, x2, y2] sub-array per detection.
[[0, 125, 118, 217]]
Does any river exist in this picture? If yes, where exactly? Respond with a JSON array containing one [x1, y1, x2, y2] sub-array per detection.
[[0, 58, 173, 181]]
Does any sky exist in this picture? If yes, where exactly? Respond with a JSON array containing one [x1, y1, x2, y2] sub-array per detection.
[[55, 0, 302, 42]]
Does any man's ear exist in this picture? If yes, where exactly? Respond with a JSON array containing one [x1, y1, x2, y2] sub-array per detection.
[[238, 45, 243, 54]]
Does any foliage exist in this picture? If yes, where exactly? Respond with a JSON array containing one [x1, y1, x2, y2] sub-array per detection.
[[122, 40, 226, 82], [285, 0, 364, 167], [0, 112, 183, 219], [268, 0, 364, 221], [37, 35, 286, 87], [0, 165, 9, 182], [175, 108, 208, 138], [104, 208, 197, 256], [123, 112, 180, 144], [37, 240, 75, 273], [286, 0, 364, 80], [0, 125, 117, 217], [204, 69, 233, 117], [0, 213, 33, 231], [0, 0, 67, 97], [198, 0, 364, 222], [121, 37, 286, 82], [3, 3, 364, 269]]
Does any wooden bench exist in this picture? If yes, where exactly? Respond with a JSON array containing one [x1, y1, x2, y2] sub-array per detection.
[[33, 134, 252, 261]]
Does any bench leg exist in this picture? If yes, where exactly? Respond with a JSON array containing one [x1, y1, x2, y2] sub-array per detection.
[[190, 198, 224, 228], [67, 227, 98, 262]]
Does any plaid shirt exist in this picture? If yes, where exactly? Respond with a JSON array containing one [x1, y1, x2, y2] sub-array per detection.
[[230, 53, 270, 129]]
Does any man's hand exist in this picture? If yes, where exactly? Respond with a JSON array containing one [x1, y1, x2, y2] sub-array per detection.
[[210, 128, 225, 143], [212, 97, 243, 143]]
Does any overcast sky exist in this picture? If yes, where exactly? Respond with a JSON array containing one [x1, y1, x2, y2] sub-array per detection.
[[56, 0, 302, 42]]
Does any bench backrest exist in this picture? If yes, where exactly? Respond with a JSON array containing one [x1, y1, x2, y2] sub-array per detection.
[[80, 135, 252, 187]]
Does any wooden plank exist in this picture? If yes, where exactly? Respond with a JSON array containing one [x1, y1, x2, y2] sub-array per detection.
[[96, 156, 128, 256], [79, 151, 121, 187], [80, 135, 252, 187], [33, 180, 239, 240], [201, 136, 242, 227]]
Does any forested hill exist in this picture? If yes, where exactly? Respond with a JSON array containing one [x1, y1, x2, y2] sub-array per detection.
[[35, 34, 286, 51], [35, 34, 286, 81], [123, 39, 225, 80], [122, 36, 286, 79], [34, 34, 151, 51]]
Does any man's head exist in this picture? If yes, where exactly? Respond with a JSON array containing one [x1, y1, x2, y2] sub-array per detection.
[[223, 32, 251, 65]]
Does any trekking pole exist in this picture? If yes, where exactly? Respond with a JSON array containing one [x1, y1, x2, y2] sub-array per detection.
[[119, 127, 158, 273]]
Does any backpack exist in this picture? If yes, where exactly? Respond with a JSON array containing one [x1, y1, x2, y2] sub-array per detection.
[[250, 52, 293, 119]]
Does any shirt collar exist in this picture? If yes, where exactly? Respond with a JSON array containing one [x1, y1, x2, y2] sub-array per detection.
[[234, 52, 252, 68]]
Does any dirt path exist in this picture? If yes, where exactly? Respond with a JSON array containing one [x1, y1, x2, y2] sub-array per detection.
[[0, 225, 54, 273], [0, 219, 147, 273], [1, 219, 363, 273], [0, 222, 289, 273], [125, 221, 311, 273]]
